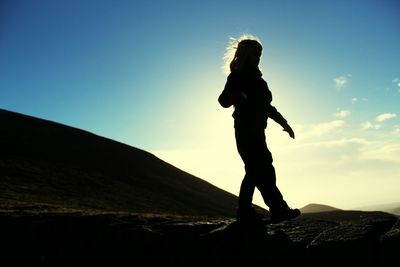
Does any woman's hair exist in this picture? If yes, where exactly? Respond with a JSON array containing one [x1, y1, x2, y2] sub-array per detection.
[[222, 34, 263, 75]]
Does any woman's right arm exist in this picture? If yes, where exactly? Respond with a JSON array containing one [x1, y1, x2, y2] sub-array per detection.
[[218, 74, 247, 108]]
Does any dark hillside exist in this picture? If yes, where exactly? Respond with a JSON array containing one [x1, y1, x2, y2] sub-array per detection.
[[0, 109, 239, 216]]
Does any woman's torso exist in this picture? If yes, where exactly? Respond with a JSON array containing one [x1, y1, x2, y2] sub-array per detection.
[[232, 72, 272, 129]]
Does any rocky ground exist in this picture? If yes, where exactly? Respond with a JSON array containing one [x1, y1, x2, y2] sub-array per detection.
[[0, 209, 398, 267]]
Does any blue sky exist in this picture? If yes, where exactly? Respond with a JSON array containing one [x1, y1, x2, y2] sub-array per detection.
[[1, 0, 399, 210]]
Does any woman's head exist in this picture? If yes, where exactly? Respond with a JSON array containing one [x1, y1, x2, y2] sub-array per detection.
[[222, 34, 263, 75]]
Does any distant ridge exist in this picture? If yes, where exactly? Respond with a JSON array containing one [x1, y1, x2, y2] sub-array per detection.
[[355, 202, 400, 216], [300, 203, 341, 213], [0, 109, 240, 217]]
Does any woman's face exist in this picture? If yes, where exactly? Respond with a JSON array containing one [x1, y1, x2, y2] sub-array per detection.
[[247, 48, 261, 68]]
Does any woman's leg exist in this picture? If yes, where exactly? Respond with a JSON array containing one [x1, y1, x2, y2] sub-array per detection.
[[254, 164, 287, 210], [238, 174, 256, 210], [235, 129, 257, 212], [235, 127, 301, 222], [235, 128, 287, 210]]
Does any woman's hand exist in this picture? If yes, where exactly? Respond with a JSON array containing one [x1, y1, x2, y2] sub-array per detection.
[[282, 123, 295, 139], [218, 91, 247, 108]]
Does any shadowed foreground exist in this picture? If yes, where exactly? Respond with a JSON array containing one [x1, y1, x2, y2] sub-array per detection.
[[0, 210, 398, 267]]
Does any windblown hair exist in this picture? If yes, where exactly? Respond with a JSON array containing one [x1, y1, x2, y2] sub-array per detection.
[[222, 34, 263, 75]]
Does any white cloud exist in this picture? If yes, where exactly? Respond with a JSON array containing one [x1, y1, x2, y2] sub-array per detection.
[[391, 78, 400, 89], [312, 120, 345, 136], [360, 142, 400, 164], [306, 137, 369, 148], [361, 121, 371, 130], [361, 113, 398, 131], [376, 113, 397, 122], [298, 120, 345, 139], [334, 74, 351, 90], [361, 121, 381, 130], [334, 108, 350, 118], [393, 125, 400, 136], [351, 97, 358, 104]]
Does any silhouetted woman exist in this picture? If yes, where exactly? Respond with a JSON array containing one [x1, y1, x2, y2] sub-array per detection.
[[218, 36, 300, 223]]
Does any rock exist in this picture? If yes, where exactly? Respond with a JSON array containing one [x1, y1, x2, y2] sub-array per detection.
[[204, 221, 294, 266], [306, 213, 397, 267], [0, 210, 398, 267], [381, 218, 400, 267]]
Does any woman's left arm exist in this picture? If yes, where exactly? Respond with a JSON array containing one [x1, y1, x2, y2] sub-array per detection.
[[268, 105, 295, 139]]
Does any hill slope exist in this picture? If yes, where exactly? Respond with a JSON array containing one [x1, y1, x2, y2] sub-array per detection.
[[300, 203, 341, 213], [0, 109, 239, 217]]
